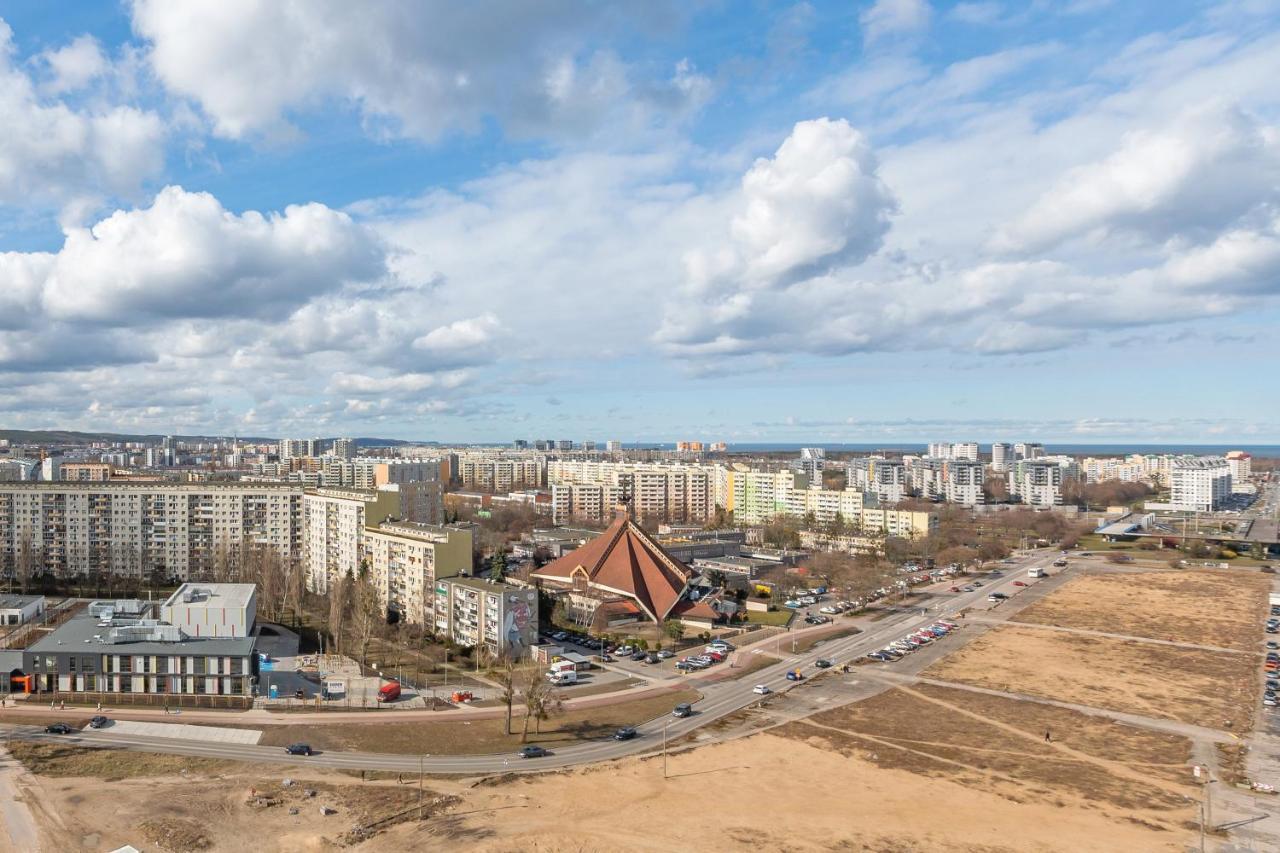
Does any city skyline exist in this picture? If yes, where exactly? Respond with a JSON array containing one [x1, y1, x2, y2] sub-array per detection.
[[3, 2, 1280, 442]]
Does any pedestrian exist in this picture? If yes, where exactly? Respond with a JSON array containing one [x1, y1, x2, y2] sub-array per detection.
[[60, 700, 65, 710], [95, 700, 101, 711], [1044, 729, 1051, 743]]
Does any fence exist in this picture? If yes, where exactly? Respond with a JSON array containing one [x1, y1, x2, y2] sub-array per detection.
[[21, 690, 253, 711]]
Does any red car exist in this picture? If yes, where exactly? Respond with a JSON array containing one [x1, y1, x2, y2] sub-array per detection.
[[948, 586, 961, 593], [1013, 581, 1027, 587]]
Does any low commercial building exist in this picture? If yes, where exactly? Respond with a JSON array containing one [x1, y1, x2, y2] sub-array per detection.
[[21, 589, 258, 697], [432, 576, 538, 659], [0, 594, 45, 626]]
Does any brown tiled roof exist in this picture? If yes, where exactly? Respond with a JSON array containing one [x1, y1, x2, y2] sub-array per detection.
[[532, 510, 691, 622]]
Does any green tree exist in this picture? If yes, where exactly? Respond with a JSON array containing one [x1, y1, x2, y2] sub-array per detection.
[[664, 619, 685, 644]]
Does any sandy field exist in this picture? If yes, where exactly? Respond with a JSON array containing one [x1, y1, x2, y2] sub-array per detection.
[[924, 624, 1256, 730], [1011, 569, 1271, 650], [12, 731, 1192, 853]]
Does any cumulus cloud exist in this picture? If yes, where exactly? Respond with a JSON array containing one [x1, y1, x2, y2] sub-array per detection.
[[860, 0, 931, 46], [658, 118, 896, 351], [0, 22, 165, 207], [129, 0, 706, 142], [38, 186, 389, 323], [994, 103, 1280, 253], [38, 34, 108, 93]]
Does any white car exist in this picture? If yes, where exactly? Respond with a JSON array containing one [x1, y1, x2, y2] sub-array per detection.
[[753, 684, 771, 695]]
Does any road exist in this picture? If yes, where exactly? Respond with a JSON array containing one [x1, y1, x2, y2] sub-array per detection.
[[1, 550, 1063, 774]]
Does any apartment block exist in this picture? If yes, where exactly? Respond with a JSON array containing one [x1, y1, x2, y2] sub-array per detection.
[[457, 453, 546, 491], [362, 521, 473, 627], [301, 486, 401, 594], [848, 456, 908, 504], [912, 458, 985, 505], [1008, 459, 1066, 507], [548, 460, 715, 523], [59, 463, 112, 481], [1170, 457, 1232, 511], [0, 482, 303, 580], [990, 443, 1014, 472], [432, 576, 538, 659]]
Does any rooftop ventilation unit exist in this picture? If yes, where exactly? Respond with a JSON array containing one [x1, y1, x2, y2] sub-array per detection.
[[181, 587, 213, 604], [100, 623, 186, 644], [88, 599, 149, 618]]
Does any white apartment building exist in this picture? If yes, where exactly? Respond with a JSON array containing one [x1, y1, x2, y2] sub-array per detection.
[[361, 521, 473, 627], [847, 456, 908, 504], [927, 442, 979, 461], [1170, 457, 1232, 512], [723, 467, 797, 525], [301, 486, 402, 594], [457, 453, 546, 491], [1014, 442, 1044, 460], [1008, 459, 1065, 507], [912, 458, 985, 505], [792, 447, 825, 483], [1226, 451, 1252, 493], [786, 486, 863, 525], [990, 443, 1014, 473], [0, 482, 303, 580], [331, 438, 356, 459], [548, 460, 715, 523]]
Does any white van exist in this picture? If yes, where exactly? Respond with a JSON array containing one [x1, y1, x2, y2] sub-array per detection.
[[1028, 567, 1046, 578]]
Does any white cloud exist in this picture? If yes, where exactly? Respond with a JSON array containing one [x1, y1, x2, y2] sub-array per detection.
[[39, 34, 108, 93], [129, 0, 705, 142], [993, 103, 1280, 253], [39, 185, 389, 323], [0, 22, 165, 207], [860, 0, 931, 46], [412, 314, 501, 356]]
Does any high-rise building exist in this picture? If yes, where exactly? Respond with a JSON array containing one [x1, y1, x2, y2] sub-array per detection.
[[548, 460, 713, 523], [991, 443, 1014, 472], [1008, 459, 1065, 507], [361, 520, 473, 627], [1015, 442, 1045, 460], [606, 440, 623, 453], [432, 576, 538, 659], [793, 447, 825, 483], [848, 456, 908, 504], [0, 482, 303, 580], [332, 437, 356, 459], [1225, 451, 1252, 492], [1170, 458, 1232, 511], [912, 458, 985, 505], [301, 486, 401, 594]]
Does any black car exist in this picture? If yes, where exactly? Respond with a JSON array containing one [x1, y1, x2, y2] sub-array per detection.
[[814, 659, 833, 669], [284, 743, 313, 756], [614, 726, 638, 740], [89, 715, 108, 729], [672, 703, 693, 718], [520, 745, 548, 759], [631, 650, 647, 661], [44, 723, 73, 735]]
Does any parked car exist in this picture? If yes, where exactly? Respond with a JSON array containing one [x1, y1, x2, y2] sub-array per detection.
[[645, 654, 660, 664], [614, 726, 638, 741], [284, 743, 313, 756], [631, 651, 648, 661], [616, 645, 633, 656], [675, 662, 695, 671], [673, 703, 693, 718], [89, 715, 108, 729], [657, 650, 675, 659], [752, 684, 771, 695], [520, 745, 548, 759], [44, 723, 73, 735]]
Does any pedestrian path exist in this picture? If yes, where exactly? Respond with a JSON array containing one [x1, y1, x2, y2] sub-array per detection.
[[106, 720, 262, 744]]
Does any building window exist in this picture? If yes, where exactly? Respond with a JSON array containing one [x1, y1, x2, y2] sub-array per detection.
[[69, 657, 77, 672]]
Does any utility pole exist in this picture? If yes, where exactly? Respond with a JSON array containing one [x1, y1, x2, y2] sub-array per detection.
[[419, 753, 425, 820], [663, 719, 669, 780]]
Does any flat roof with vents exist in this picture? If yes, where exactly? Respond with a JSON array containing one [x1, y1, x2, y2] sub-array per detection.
[[162, 583, 256, 611]]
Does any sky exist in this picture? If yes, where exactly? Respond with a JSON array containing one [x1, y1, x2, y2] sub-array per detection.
[[2, 0, 1279, 444]]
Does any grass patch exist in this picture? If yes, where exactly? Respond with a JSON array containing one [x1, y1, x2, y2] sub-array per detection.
[[788, 627, 861, 655], [255, 687, 701, 755], [8, 741, 247, 779], [744, 609, 794, 627]]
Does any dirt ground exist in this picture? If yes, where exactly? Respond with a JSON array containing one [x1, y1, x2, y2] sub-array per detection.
[[1011, 569, 1270, 650], [775, 684, 1194, 817], [254, 688, 701, 754], [14, 729, 1193, 853], [924, 624, 1256, 730]]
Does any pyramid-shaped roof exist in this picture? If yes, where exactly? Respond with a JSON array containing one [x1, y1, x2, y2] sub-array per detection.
[[532, 509, 691, 622]]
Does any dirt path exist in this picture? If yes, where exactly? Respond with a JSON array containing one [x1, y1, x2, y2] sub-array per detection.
[[971, 615, 1259, 656], [0, 745, 42, 852], [861, 668, 1237, 745]]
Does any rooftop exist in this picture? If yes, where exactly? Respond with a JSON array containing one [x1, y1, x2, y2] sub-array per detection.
[[27, 608, 257, 657], [0, 594, 44, 610], [162, 583, 256, 611]]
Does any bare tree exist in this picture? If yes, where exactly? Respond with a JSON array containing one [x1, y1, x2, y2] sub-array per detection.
[[521, 668, 562, 741], [328, 575, 351, 656], [494, 658, 519, 736], [15, 532, 35, 594], [349, 562, 383, 665]]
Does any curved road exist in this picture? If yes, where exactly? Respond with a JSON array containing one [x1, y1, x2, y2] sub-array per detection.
[[3, 551, 1062, 774]]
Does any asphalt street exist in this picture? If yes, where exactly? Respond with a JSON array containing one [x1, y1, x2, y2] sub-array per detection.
[[1, 550, 1063, 775]]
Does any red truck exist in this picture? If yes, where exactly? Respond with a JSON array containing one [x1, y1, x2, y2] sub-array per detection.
[[376, 681, 401, 703]]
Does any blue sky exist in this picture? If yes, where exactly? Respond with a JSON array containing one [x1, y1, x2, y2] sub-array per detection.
[[1, 0, 1279, 444]]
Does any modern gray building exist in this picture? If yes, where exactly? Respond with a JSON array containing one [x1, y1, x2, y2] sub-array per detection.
[[21, 586, 259, 697]]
